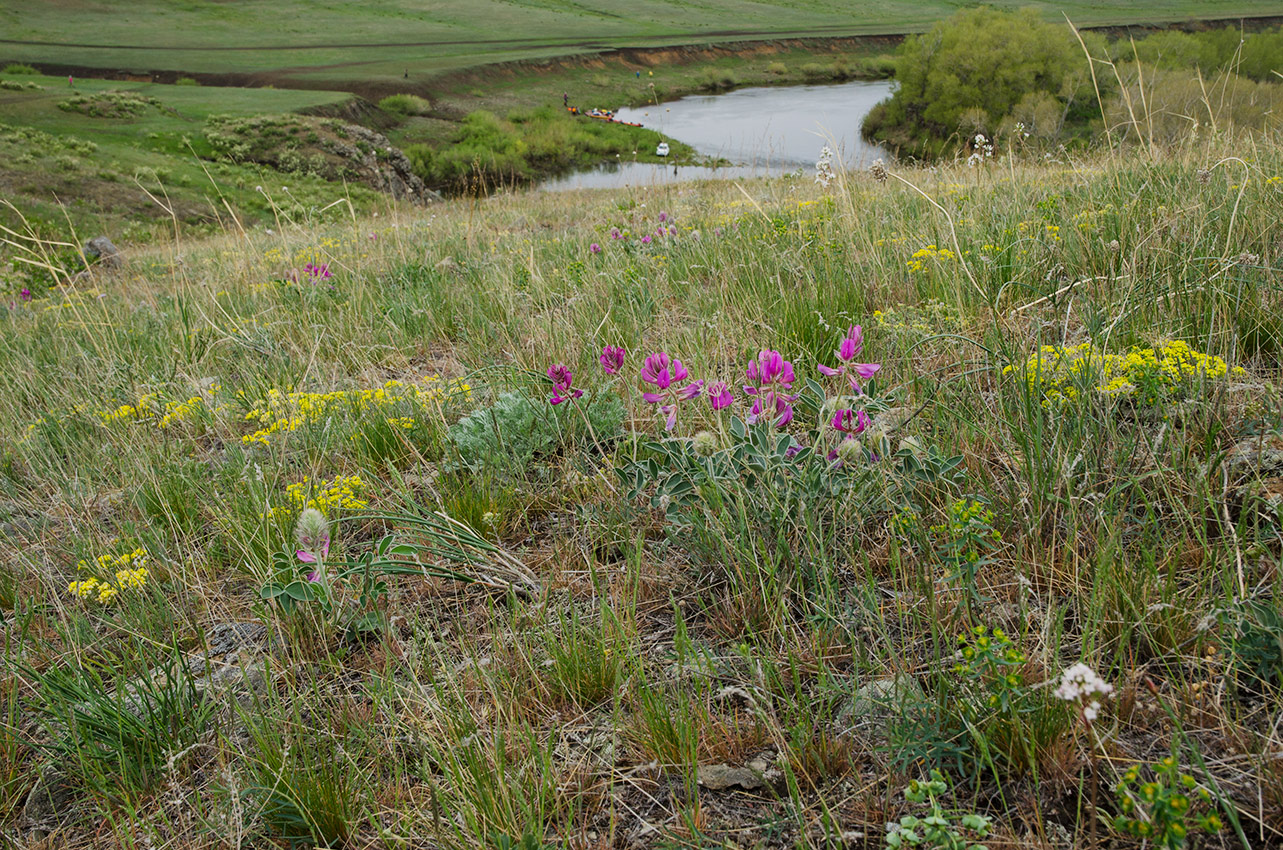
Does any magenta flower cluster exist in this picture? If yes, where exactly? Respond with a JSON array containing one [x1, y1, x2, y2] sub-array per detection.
[[286, 262, 333, 283], [546, 323, 880, 450], [640, 352, 704, 431], [817, 325, 880, 392], [599, 345, 626, 375], [547, 364, 583, 405], [744, 349, 798, 428], [595, 211, 683, 254]]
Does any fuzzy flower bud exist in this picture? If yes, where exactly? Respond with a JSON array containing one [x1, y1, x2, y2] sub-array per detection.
[[693, 430, 719, 457], [837, 437, 864, 464], [295, 508, 331, 563]]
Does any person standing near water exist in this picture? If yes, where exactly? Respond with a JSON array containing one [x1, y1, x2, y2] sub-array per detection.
[[68, 75, 74, 87], [563, 92, 569, 106]]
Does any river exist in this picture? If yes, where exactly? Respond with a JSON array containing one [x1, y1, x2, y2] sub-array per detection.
[[540, 79, 893, 191]]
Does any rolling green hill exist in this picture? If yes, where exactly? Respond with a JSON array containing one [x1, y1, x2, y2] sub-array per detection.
[[1, 0, 1278, 90]]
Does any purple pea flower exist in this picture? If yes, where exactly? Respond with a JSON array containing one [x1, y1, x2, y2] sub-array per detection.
[[640, 352, 703, 431], [668, 225, 677, 236], [297, 534, 330, 564], [547, 363, 584, 405], [744, 350, 798, 429], [19, 288, 31, 302], [641, 235, 652, 245], [658, 211, 668, 222], [817, 324, 881, 393], [831, 408, 870, 434], [752, 394, 794, 428], [744, 349, 797, 394], [590, 242, 602, 254], [610, 227, 623, 240], [599, 344, 626, 375], [706, 380, 734, 410]]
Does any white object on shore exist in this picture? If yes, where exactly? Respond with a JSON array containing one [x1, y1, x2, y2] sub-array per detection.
[[656, 142, 670, 157]]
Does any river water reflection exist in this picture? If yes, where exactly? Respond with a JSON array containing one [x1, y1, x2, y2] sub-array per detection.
[[540, 79, 893, 191]]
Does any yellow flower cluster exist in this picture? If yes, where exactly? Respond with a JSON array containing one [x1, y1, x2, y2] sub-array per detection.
[[241, 375, 470, 446], [158, 394, 212, 429], [931, 499, 997, 538], [1005, 340, 1246, 405], [90, 388, 222, 430], [265, 474, 368, 522], [872, 300, 961, 338], [68, 548, 149, 604], [96, 403, 142, 425], [906, 244, 958, 273]]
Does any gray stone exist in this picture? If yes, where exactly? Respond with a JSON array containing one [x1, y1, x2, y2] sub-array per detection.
[[838, 674, 925, 734], [697, 763, 766, 792], [83, 236, 121, 270], [20, 762, 75, 835], [202, 622, 270, 658], [1226, 434, 1283, 480], [326, 124, 440, 204]]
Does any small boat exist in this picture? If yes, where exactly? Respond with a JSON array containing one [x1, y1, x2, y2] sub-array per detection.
[[656, 142, 670, 157], [566, 105, 644, 127]]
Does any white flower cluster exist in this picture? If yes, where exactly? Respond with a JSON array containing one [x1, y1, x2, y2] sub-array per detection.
[[1055, 663, 1114, 723], [815, 146, 836, 187], [967, 133, 994, 168]]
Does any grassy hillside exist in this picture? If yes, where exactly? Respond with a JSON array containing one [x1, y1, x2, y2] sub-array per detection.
[[1, 124, 1281, 846], [1, 0, 1279, 89], [0, 71, 395, 243]]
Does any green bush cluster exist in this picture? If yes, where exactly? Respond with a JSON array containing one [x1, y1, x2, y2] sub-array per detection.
[[405, 106, 676, 193], [865, 10, 1283, 157], [378, 93, 433, 117], [864, 8, 1101, 156], [57, 90, 159, 119], [1124, 26, 1282, 81]]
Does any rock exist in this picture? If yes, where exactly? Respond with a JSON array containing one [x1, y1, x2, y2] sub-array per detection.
[[697, 763, 766, 792], [1226, 434, 1283, 520], [20, 762, 76, 836], [838, 674, 925, 736], [1226, 434, 1283, 480], [83, 236, 122, 270], [326, 123, 442, 204], [202, 621, 270, 657]]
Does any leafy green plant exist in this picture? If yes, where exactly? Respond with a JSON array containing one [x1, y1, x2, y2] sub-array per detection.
[[951, 626, 1066, 774], [1220, 600, 1283, 695], [929, 499, 1001, 606], [1113, 757, 1223, 848], [447, 389, 622, 477], [885, 770, 992, 849]]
